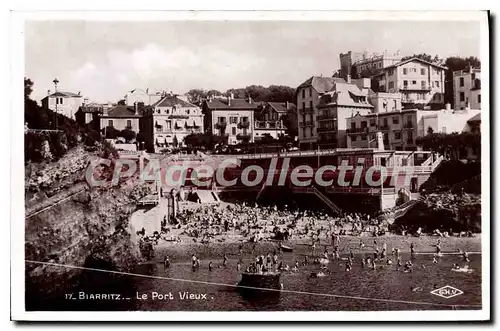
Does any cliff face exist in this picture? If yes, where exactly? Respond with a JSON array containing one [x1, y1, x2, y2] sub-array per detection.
[[24, 146, 147, 310]]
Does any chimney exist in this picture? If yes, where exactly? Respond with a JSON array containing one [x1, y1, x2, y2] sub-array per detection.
[[230, 92, 234, 99], [286, 101, 289, 110], [347, 74, 351, 84], [83, 98, 89, 104], [134, 102, 138, 115], [47, 89, 51, 96], [227, 95, 231, 106], [248, 96, 253, 104], [78, 91, 81, 96], [445, 103, 451, 111]]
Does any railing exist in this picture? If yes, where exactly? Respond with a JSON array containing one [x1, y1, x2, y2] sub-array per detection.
[[311, 187, 342, 214], [302, 107, 313, 113], [316, 114, 333, 121], [238, 121, 250, 129], [346, 127, 369, 134], [236, 133, 251, 140], [379, 125, 390, 130], [400, 86, 431, 92], [403, 122, 414, 129], [317, 127, 336, 133]]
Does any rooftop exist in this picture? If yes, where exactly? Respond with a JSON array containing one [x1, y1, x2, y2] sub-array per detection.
[[101, 105, 141, 118], [43, 91, 82, 99], [153, 95, 198, 108], [297, 76, 346, 93], [317, 82, 373, 108], [267, 102, 297, 113], [205, 98, 259, 110], [383, 57, 447, 71]]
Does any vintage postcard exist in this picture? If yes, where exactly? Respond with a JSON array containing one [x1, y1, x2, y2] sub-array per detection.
[[11, 10, 490, 321]]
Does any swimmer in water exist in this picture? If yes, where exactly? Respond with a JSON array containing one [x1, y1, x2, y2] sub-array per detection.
[[223, 254, 228, 267], [372, 261, 377, 270], [432, 256, 438, 264], [350, 250, 354, 260], [386, 259, 393, 265], [209, 261, 213, 271], [452, 263, 460, 270], [361, 259, 366, 268], [421, 264, 426, 269], [359, 241, 365, 249], [237, 261, 241, 272]]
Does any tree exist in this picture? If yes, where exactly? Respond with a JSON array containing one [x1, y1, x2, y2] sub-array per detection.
[[186, 89, 208, 104], [401, 53, 437, 63], [102, 126, 120, 139], [119, 129, 136, 142], [184, 133, 212, 149], [117, 99, 126, 106]]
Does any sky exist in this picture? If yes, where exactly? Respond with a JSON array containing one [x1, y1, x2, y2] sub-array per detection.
[[25, 20, 481, 103]]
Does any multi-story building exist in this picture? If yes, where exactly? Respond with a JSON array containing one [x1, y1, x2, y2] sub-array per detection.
[[453, 68, 481, 110], [296, 76, 347, 150], [99, 104, 142, 134], [352, 51, 402, 77], [315, 78, 374, 149], [339, 51, 365, 80], [373, 57, 446, 110], [346, 107, 481, 151], [41, 90, 84, 120], [254, 102, 297, 140], [148, 95, 204, 152], [202, 95, 259, 145]]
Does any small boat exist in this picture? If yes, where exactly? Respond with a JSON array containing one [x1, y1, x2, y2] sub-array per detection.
[[237, 272, 282, 291], [279, 243, 293, 252]]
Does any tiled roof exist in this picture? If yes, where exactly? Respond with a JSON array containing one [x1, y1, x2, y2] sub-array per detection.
[[102, 105, 141, 117], [268, 102, 297, 113], [384, 57, 447, 70], [154, 95, 198, 108], [43, 91, 82, 99], [317, 82, 374, 108], [78, 103, 103, 113], [205, 98, 259, 110], [297, 76, 346, 93]]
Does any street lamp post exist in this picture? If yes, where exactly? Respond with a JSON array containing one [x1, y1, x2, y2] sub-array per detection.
[[53, 78, 59, 130]]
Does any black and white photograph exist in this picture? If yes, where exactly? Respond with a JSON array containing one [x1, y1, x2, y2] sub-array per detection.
[[10, 10, 490, 322]]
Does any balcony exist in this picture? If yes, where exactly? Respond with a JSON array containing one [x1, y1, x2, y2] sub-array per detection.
[[302, 107, 313, 113], [403, 122, 414, 129], [400, 86, 431, 92], [125, 125, 133, 130], [346, 127, 369, 134], [305, 121, 314, 127], [406, 139, 414, 144], [317, 126, 336, 133], [254, 120, 282, 129], [316, 114, 333, 121]]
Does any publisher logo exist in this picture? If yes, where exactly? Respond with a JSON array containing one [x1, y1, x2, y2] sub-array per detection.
[[430, 285, 464, 299]]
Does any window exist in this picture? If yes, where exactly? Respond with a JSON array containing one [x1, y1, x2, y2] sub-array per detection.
[[403, 68, 408, 75], [442, 126, 447, 134], [421, 68, 426, 75], [381, 158, 387, 167], [302, 89, 305, 98], [126, 120, 132, 128], [232, 127, 236, 135], [412, 80, 417, 85], [242, 116, 249, 123], [421, 81, 426, 89], [218, 116, 226, 123], [360, 135, 367, 141], [186, 109, 190, 115], [351, 122, 356, 129], [309, 101, 313, 109], [309, 88, 312, 97], [393, 100, 397, 110], [460, 77, 464, 87], [411, 68, 417, 73], [392, 116, 399, 124], [108, 120, 113, 127], [361, 121, 367, 128], [388, 68, 394, 76], [460, 92, 465, 102], [388, 81, 394, 89], [403, 80, 408, 87], [302, 102, 305, 110], [435, 81, 440, 88], [230, 116, 238, 124], [370, 119, 376, 126], [394, 131, 401, 140], [478, 94, 481, 103]]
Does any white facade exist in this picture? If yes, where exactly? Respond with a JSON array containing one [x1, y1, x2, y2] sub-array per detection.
[[152, 96, 204, 151], [125, 89, 163, 106], [453, 68, 481, 110], [376, 58, 446, 108], [42, 92, 83, 120]]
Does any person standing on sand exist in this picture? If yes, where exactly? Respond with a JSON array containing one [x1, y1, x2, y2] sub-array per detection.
[[410, 243, 415, 255], [237, 261, 241, 272], [209, 261, 213, 271], [223, 254, 228, 267], [164, 256, 170, 269]]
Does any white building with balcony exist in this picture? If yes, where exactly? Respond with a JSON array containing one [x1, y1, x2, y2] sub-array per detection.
[[151, 95, 203, 151], [41, 91, 84, 120], [373, 57, 446, 110]]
